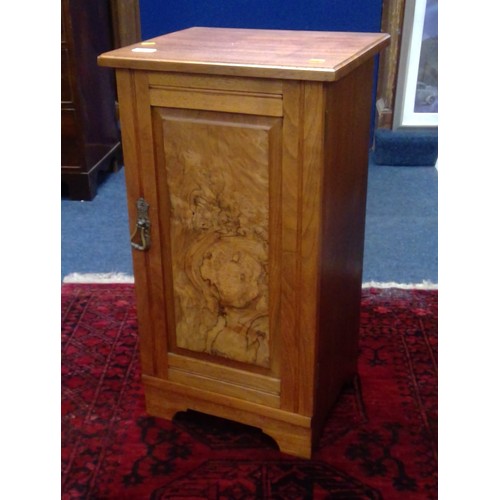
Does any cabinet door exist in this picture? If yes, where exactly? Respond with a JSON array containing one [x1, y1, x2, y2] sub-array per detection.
[[117, 70, 324, 414]]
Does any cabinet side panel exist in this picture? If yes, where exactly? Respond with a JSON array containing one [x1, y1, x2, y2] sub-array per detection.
[[315, 60, 375, 427], [157, 108, 280, 370]]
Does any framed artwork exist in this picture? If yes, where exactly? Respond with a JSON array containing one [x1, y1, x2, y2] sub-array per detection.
[[394, 0, 438, 128]]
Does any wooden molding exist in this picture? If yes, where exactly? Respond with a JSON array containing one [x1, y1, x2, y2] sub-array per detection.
[[110, 0, 142, 48], [376, 0, 407, 129]]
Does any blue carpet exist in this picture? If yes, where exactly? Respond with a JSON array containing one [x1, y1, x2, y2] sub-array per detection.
[[373, 129, 438, 166], [363, 159, 438, 283], [61, 156, 438, 284], [61, 169, 133, 278]]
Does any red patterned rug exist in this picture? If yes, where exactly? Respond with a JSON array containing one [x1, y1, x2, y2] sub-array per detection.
[[62, 284, 437, 499]]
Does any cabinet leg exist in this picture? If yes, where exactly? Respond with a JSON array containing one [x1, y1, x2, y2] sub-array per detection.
[[61, 172, 98, 201]]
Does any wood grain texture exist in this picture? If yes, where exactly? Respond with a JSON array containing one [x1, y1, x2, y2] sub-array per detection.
[[148, 71, 283, 117], [148, 72, 283, 95], [149, 87, 283, 117], [314, 59, 375, 433], [98, 27, 390, 82], [167, 368, 280, 408], [159, 109, 281, 368], [279, 81, 302, 413], [279, 81, 325, 417], [167, 353, 280, 394], [298, 82, 325, 416]]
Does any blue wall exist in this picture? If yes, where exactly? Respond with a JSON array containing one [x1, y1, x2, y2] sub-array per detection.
[[139, 0, 383, 40], [139, 0, 384, 140]]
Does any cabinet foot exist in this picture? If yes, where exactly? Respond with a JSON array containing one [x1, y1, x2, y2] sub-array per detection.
[[262, 426, 313, 459], [61, 142, 122, 200], [143, 377, 315, 458]]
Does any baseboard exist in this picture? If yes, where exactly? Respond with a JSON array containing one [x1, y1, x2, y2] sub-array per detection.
[[62, 273, 437, 290], [362, 280, 437, 290], [62, 272, 135, 283]]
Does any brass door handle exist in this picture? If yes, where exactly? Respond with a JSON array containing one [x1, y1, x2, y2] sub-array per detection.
[[130, 198, 151, 251]]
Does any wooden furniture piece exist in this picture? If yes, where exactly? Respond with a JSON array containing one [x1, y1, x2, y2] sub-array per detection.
[[98, 27, 389, 458], [61, 0, 122, 200]]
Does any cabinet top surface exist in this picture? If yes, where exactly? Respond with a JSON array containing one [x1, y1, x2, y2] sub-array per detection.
[[98, 27, 390, 81]]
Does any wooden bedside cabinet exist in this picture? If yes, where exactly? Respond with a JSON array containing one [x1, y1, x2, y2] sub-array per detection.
[[98, 27, 389, 458]]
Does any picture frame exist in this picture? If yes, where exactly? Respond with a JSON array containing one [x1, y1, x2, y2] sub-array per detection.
[[393, 0, 438, 128]]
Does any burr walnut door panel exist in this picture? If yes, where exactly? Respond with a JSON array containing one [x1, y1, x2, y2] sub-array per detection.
[[154, 108, 281, 368]]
